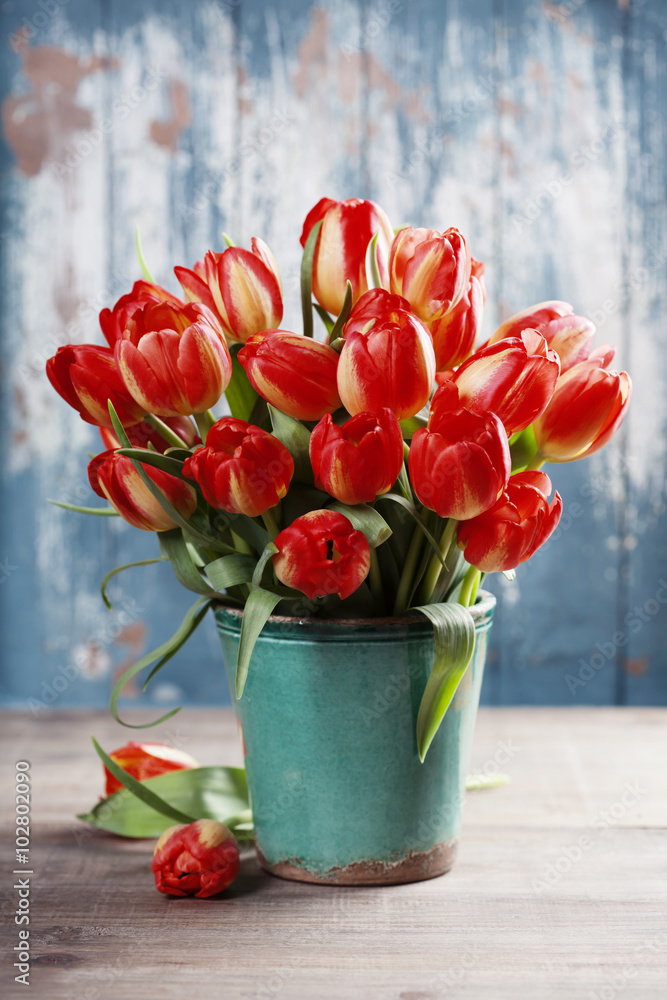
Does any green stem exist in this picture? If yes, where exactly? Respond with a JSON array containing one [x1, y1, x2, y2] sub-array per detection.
[[194, 410, 216, 443], [231, 531, 252, 555], [459, 565, 481, 608], [526, 454, 545, 471], [393, 521, 424, 616], [261, 509, 280, 540], [369, 547, 385, 614], [145, 414, 190, 450], [418, 518, 458, 605]]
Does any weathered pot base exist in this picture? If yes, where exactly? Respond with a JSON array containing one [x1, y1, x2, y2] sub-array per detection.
[[255, 841, 458, 886]]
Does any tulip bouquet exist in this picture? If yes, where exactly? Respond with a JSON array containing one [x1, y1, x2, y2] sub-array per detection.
[[47, 196, 631, 761]]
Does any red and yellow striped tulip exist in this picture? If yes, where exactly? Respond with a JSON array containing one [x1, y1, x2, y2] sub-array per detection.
[[388, 226, 471, 324], [103, 741, 199, 797], [88, 450, 197, 531], [46, 344, 146, 428], [272, 510, 371, 600], [309, 408, 404, 505], [152, 819, 240, 898], [99, 280, 184, 346]]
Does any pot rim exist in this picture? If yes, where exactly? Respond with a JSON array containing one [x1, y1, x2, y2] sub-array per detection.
[[214, 588, 496, 633]]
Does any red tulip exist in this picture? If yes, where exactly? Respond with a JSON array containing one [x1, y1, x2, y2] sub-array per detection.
[[88, 450, 197, 531], [175, 238, 283, 343], [152, 819, 240, 898], [452, 329, 561, 435], [99, 415, 199, 453], [182, 417, 294, 516], [46, 344, 146, 428], [272, 510, 371, 600], [430, 258, 485, 370], [238, 330, 341, 421], [488, 301, 596, 373], [115, 302, 232, 417], [533, 360, 631, 462], [99, 280, 184, 346], [388, 226, 471, 323], [337, 310, 436, 420], [103, 741, 199, 797], [457, 471, 563, 573], [300, 197, 394, 316], [409, 381, 510, 519], [342, 287, 413, 338], [310, 409, 404, 505]]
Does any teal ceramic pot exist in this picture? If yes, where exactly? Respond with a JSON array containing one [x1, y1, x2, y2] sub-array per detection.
[[215, 590, 495, 886]]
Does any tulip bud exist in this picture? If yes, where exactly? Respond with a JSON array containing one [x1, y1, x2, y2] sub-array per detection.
[[46, 344, 147, 428], [430, 264, 485, 371], [489, 300, 573, 343], [115, 302, 233, 417], [337, 307, 436, 420], [300, 197, 394, 316], [99, 280, 185, 346], [342, 287, 412, 337], [452, 329, 561, 435], [99, 415, 199, 453], [103, 741, 200, 797], [152, 819, 240, 898], [533, 361, 631, 463], [409, 382, 511, 520], [182, 417, 294, 516], [310, 409, 404, 505], [175, 239, 283, 344], [238, 330, 341, 421], [88, 450, 198, 531], [388, 226, 471, 323], [457, 471, 563, 573], [272, 510, 371, 600]]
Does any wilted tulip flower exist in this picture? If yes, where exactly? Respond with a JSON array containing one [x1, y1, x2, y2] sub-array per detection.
[[310, 409, 404, 505], [152, 819, 240, 898], [388, 226, 471, 324], [103, 741, 200, 797], [99, 415, 199, 453], [46, 344, 147, 428], [300, 197, 394, 316], [273, 510, 371, 600], [89, 450, 197, 531], [409, 382, 511, 520], [457, 471, 563, 573], [533, 360, 631, 463], [115, 301, 232, 417], [238, 330, 341, 421], [430, 258, 485, 371], [337, 310, 436, 420], [175, 238, 283, 344], [182, 417, 294, 516], [452, 328, 561, 435], [99, 280, 185, 346]]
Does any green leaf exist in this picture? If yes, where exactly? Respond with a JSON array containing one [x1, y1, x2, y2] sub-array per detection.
[[251, 542, 279, 589], [47, 500, 119, 516], [328, 280, 353, 343], [110, 596, 212, 728], [108, 400, 132, 447], [91, 737, 196, 825], [204, 553, 256, 592], [235, 587, 282, 699], [268, 404, 313, 483], [399, 408, 429, 440], [381, 493, 449, 572], [77, 765, 250, 839], [327, 501, 392, 548], [412, 602, 476, 762], [135, 226, 155, 283], [510, 425, 539, 472], [159, 529, 220, 597], [115, 448, 189, 481], [314, 304, 334, 336], [222, 231, 235, 248], [301, 219, 322, 338], [365, 232, 382, 289], [100, 557, 168, 610], [226, 346, 260, 421]]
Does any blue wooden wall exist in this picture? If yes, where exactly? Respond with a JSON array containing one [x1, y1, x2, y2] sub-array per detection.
[[1, 0, 665, 712]]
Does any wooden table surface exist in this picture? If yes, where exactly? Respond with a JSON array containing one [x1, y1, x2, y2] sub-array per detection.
[[1, 707, 666, 999]]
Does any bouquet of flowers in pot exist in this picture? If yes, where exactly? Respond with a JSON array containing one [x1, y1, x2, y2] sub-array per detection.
[[46, 196, 631, 761]]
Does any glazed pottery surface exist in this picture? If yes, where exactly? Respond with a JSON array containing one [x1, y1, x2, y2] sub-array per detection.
[[215, 590, 495, 885]]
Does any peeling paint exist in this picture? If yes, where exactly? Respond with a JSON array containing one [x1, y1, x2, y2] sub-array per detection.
[[149, 78, 192, 151]]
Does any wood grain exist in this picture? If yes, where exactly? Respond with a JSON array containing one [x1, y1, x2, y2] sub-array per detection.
[[1, 707, 665, 999]]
